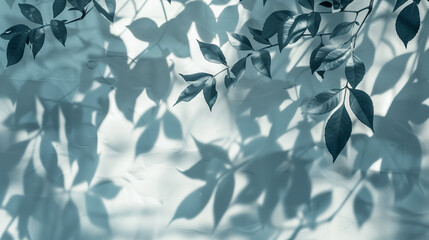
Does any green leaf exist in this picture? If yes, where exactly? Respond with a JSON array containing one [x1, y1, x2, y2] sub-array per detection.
[[393, 0, 408, 11], [67, 0, 91, 11], [330, 21, 356, 39], [213, 174, 235, 230], [93, 0, 116, 23], [169, 183, 215, 224], [349, 89, 374, 131], [310, 42, 324, 73], [308, 12, 321, 37], [319, 1, 333, 8], [6, 33, 28, 67], [179, 72, 213, 83], [228, 33, 254, 51], [230, 57, 247, 82], [303, 89, 343, 115], [353, 186, 373, 227], [395, 2, 420, 48], [278, 14, 308, 51], [50, 20, 67, 46], [29, 28, 45, 58], [248, 27, 270, 45], [298, 0, 314, 10], [53, 0, 67, 18], [316, 46, 350, 71], [345, 54, 365, 88], [19, 4, 43, 25], [224, 74, 236, 90], [197, 40, 227, 65], [174, 80, 206, 106], [1, 24, 30, 40], [262, 10, 295, 39], [251, 50, 271, 78], [203, 78, 218, 111], [325, 105, 352, 162]]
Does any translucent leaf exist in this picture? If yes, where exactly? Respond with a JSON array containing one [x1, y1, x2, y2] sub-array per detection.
[[345, 54, 365, 88], [127, 18, 159, 42], [19, 4, 43, 25], [261, 10, 295, 39], [203, 78, 218, 111], [197, 40, 227, 65], [178, 159, 226, 180], [162, 111, 183, 139], [93, 0, 116, 23], [6, 32, 28, 67], [50, 20, 67, 46], [91, 180, 121, 199], [353, 186, 373, 227], [349, 89, 374, 131], [251, 50, 271, 78], [1, 24, 30, 40], [213, 174, 235, 230], [395, 2, 420, 48], [330, 21, 356, 39], [308, 12, 321, 37], [85, 194, 110, 229], [325, 105, 352, 162], [303, 89, 342, 115], [53, 0, 67, 18], [29, 28, 45, 58], [135, 121, 160, 155], [179, 72, 213, 83], [309, 190, 332, 216], [228, 33, 253, 51]]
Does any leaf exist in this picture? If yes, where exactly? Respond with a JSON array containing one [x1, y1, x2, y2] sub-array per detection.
[[324, 105, 352, 162], [127, 18, 159, 42], [310, 42, 324, 73], [167, 0, 171, 3], [19, 4, 43, 25], [213, 174, 235, 230], [228, 33, 253, 50], [349, 89, 374, 131], [93, 0, 116, 23], [319, 1, 333, 8], [203, 78, 218, 111], [330, 21, 356, 39], [308, 12, 321, 37], [298, 0, 314, 10], [179, 159, 226, 180], [251, 50, 271, 78], [262, 10, 295, 39], [53, 0, 67, 18], [1, 24, 30, 40], [85, 194, 110, 229], [279, 14, 308, 51], [29, 28, 45, 58], [50, 20, 67, 46], [174, 81, 206, 106], [230, 56, 247, 85], [248, 27, 270, 45], [91, 180, 121, 199], [135, 121, 160, 155], [179, 72, 213, 82], [316, 46, 350, 71], [170, 183, 215, 224], [309, 190, 332, 217], [7, 33, 28, 67], [67, 0, 91, 11], [395, 2, 420, 48], [197, 40, 227, 65], [353, 186, 373, 227], [345, 54, 365, 88], [393, 0, 408, 11], [303, 89, 342, 115], [224, 74, 236, 91], [162, 111, 183, 139]]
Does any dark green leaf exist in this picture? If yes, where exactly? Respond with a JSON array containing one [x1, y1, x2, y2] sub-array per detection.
[[197, 40, 227, 65], [174, 80, 206, 106], [7, 33, 28, 67], [67, 0, 91, 11], [310, 42, 324, 73], [228, 33, 253, 50], [279, 14, 308, 51], [303, 89, 342, 115], [353, 186, 373, 227], [330, 21, 356, 39], [29, 28, 45, 58], [53, 0, 67, 18], [319, 1, 333, 8], [340, 0, 354, 10], [349, 89, 374, 131], [93, 0, 116, 23], [224, 74, 236, 90], [316, 46, 350, 71], [203, 78, 218, 111], [19, 4, 43, 25], [308, 12, 321, 37], [345, 54, 365, 88], [1, 24, 30, 40], [325, 105, 352, 162], [298, 0, 314, 10], [262, 10, 295, 39], [248, 27, 270, 45], [50, 20, 67, 46], [251, 50, 271, 78], [393, 0, 408, 11], [395, 3, 420, 48], [170, 183, 215, 223], [179, 72, 213, 82], [213, 174, 235, 230], [230, 56, 247, 84]]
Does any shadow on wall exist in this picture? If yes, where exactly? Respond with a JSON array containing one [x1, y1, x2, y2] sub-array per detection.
[[0, 0, 428, 239]]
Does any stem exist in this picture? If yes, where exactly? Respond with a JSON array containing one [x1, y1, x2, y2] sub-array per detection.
[[213, 67, 229, 77], [352, 0, 374, 48], [258, 43, 279, 51], [34, 6, 94, 31]]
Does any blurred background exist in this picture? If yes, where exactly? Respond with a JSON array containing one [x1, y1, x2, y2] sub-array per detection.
[[0, 0, 428, 239]]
